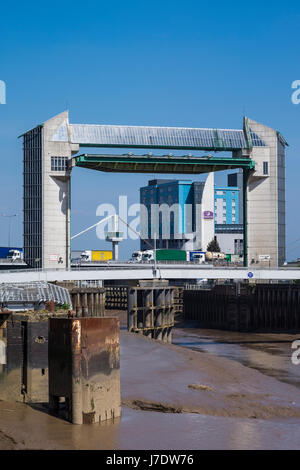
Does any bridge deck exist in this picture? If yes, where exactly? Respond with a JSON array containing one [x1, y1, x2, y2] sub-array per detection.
[[0, 264, 299, 283]]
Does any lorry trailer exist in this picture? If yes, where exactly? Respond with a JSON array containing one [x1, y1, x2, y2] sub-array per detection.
[[80, 250, 113, 262]]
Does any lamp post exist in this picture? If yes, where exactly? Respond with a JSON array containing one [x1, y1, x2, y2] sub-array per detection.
[[1, 213, 17, 246]]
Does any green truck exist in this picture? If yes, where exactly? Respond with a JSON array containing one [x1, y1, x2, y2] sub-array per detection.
[[139, 249, 206, 263], [155, 249, 188, 261]]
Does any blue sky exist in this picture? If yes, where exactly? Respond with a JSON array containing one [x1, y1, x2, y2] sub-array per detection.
[[0, 0, 300, 260]]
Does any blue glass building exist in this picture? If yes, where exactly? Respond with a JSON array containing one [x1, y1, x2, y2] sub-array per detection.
[[214, 186, 240, 225], [140, 175, 241, 251], [140, 179, 203, 250]]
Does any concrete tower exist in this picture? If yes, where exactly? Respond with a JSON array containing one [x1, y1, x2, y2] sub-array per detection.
[[245, 118, 286, 267], [22, 111, 78, 269]]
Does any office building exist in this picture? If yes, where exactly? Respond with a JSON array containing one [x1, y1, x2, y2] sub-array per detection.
[[140, 174, 215, 252], [214, 186, 240, 225]]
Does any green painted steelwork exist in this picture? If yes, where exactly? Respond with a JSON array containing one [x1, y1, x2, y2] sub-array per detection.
[[74, 153, 255, 268], [74, 154, 255, 174]]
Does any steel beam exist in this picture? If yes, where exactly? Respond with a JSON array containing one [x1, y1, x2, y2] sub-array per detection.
[[74, 154, 255, 174]]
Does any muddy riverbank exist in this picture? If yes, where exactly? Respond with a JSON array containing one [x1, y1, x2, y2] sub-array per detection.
[[1, 329, 300, 449], [173, 326, 300, 388]]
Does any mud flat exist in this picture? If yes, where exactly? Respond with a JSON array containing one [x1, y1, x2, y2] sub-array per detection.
[[120, 331, 300, 420], [1, 331, 300, 450]]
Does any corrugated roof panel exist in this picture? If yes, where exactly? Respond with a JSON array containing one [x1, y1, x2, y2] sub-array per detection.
[[68, 124, 252, 150]]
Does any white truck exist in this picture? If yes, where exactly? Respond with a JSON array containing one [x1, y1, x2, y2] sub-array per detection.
[[130, 250, 155, 262], [7, 249, 23, 262], [130, 250, 143, 262], [130, 249, 207, 263], [205, 251, 226, 261], [142, 250, 154, 262]]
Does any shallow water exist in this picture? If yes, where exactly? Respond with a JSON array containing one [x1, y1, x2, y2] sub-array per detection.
[[173, 327, 300, 388], [1, 403, 300, 450]]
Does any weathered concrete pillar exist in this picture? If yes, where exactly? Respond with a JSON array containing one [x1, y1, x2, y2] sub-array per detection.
[[92, 293, 96, 317], [71, 293, 76, 313], [94, 293, 99, 316], [127, 288, 137, 332], [71, 319, 83, 424], [161, 327, 168, 343], [143, 289, 153, 338], [48, 317, 121, 425], [82, 293, 88, 317], [165, 288, 172, 327], [100, 289, 105, 316], [154, 289, 164, 341], [75, 293, 82, 317], [88, 293, 93, 317]]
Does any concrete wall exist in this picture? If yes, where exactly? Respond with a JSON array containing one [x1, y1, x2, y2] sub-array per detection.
[[246, 118, 286, 267], [198, 172, 215, 251], [42, 112, 79, 269]]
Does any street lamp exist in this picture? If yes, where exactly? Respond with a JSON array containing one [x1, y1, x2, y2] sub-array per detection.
[[1, 213, 17, 246]]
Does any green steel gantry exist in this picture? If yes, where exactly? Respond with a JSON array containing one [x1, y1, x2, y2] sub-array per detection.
[[74, 153, 254, 266], [74, 153, 255, 174]]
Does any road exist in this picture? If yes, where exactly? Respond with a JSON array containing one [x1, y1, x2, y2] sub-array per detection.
[[0, 262, 299, 283]]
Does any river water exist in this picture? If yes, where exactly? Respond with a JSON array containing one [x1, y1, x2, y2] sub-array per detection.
[[173, 326, 300, 388], [1, 400, 300, 450], [1, 327, 300, 450]]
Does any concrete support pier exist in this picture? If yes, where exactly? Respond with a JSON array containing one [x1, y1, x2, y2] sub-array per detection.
[[48, 317, 121, 424], [127, 282, 175, 342]]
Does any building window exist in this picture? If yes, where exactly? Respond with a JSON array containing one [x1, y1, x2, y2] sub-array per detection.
[[263, 161, 269, 175], [51, 156, 68, 171]]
